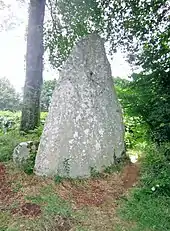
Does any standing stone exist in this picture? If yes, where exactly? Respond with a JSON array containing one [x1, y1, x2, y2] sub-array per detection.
[[35, 33, 125, 178]]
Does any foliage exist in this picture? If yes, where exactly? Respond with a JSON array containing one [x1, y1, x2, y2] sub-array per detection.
[[0, 116, 19, 134], [0, 111, 47, 134], [114, 77, 150, 148], [0, 111, 47, 162], [0, 111, 21, 121], [0, 0, 23, 31], [0, 77, 21, 111], [114, 74, 170, 144], [45, 0, 104, 68], [0, 131, 22, 162], [122, 0, 170, 73], [130, 73, 170, 143], [40, 111, 48, 124], [124, 116, 149, 149], [41, 79, 56, 111], [0, 129, 41, 162], [140, 143, 170, 196], [118, 143, 170, 231], [45, 0, 169, 68]]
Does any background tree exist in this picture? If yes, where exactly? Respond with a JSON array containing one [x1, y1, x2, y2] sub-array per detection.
[[129, 73, 170, 144], [0, 77, 21, 111], [41, 79, 56, 112], [114, 73, 170, 144], [20, 0, 46, 132], [0, 0, 26, 31]]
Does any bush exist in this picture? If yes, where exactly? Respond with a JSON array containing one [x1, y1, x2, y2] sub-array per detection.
[[0, 111, 21, 133], [118, 143, 170, 231], [140, 143, 170, 197], [119, 190, 170, 231]]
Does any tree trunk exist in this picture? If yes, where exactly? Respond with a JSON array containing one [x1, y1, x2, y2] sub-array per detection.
[[20, 0, 46, 132]]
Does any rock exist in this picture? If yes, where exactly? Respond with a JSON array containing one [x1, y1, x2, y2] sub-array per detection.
[[35, 33, 125, 178], [13, 141, 39, 166]]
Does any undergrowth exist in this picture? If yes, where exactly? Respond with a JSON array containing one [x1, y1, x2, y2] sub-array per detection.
[[0, 129, 42, 162], [118, 143, 170, 231]]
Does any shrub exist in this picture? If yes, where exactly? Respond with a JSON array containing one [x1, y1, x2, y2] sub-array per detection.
[[118, 143, 170, 231], [140, 143, 170, 197], [0, 111, 21, 133]]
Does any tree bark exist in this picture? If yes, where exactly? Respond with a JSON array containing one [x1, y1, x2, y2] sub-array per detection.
[[20, 0, 46, 132]]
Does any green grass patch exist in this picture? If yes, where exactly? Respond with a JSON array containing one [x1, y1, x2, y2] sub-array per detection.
[[0, 211, 11, 231], [118, 191, 170, 231]]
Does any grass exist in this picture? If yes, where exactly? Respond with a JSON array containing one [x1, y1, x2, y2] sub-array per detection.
[[119, 193, 170, 231], [116, 143, 170, 231], [19, 187, 75, 231]]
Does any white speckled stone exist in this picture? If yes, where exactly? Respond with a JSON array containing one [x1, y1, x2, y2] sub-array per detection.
[[13, 141, 38, 166], [35, 33, 125, 178]]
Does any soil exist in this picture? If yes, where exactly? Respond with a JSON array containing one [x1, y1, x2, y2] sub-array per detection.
[[11, 203, 41, 216], [0, 163, 14, 207], [121, 163, 139, 189]]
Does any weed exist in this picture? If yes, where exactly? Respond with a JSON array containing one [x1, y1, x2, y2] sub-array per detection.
[[103, 162, 123, 174], [21, 151, 36, 175], [90, 166, 102, 178], [63, 158, 70, 176], [54, 175, 64, 184]]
